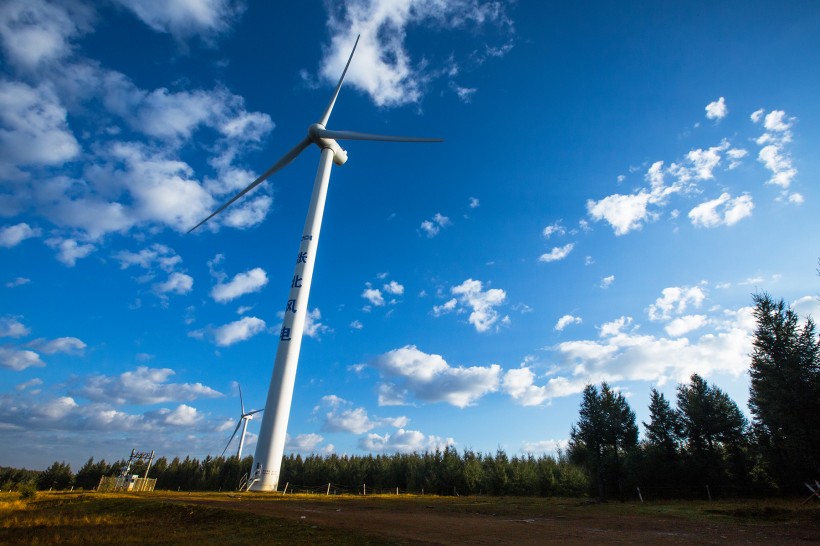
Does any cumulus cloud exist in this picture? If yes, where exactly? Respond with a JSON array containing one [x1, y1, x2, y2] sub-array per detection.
[[0, 347, 44, 370], [542, 221, 566, 238], [539, 243, 574, 263], [754, 109, 798, 196], [318, 0, 513, 107], [32, 336, 86, 355], [0, 316, 30, 338], [211, 267, 268, 303], [213, 316, 266, 346], [469, 197, 480, 208], [521, 439, 568, 455], [554, 314, 582, 331], [303, 308, 331, 339], [383, 280, 404, 296], [5, 277, 30, 288], [705, 97, 727, 120], [554, 306, 754, 387], [317, 395, 408, 434], [359, 428, 455, 454], [647, 285, 706, 321], [75, 366, 221, 405], [688, 192, 754, 228], [600, 275, 615, 289], [433, 278, 508, 333], [112, 0, 244, 40], [0, 223, 41, 247], [665, 314, 708, 337], [286, 433, 328, 454], [362, 284, 385, 307], [366, 345, 500, 408], [0, 3, 275, 240], [419, 213, 451, 238], [114, 244, 182, 273], [153, 271, 194, 296], [45, 237, 95, 266], [587, 136, 754, 236]]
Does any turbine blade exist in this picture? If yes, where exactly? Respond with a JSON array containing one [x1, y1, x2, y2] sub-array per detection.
[[238, 384, 245, 415], [318, 34, 360, 127], [314, 128, 443, 143], [221, 420, 242, 457], [187, 136, 312, 233], [246, 408, 263, 416]]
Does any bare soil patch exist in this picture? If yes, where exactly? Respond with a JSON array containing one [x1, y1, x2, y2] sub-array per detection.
[[164, 493, 820, 545]]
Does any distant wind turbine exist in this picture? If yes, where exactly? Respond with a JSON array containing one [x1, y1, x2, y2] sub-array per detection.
[[190, 35, 441, 491], [221, 384, 263, 460]]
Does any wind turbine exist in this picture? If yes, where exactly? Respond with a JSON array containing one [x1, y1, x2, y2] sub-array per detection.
[[221, 384, 263, 460], [189, 35, 441, 491]]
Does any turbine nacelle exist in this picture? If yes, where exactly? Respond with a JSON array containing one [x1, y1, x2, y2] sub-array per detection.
[[308, 123, 348, 166]]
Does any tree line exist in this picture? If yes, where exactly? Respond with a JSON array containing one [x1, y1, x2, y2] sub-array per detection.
[[569, 293, 819, 499], [4, 292, 817, 498]]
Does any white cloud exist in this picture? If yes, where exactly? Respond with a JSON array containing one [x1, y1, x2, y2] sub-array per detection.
[[587, 191, 654, 236], [433, 279, 508, 333], [362, 286, 385, 306], [0, 80, 81, 179], [539, 243, 574, 263], [665, 314, 707, 337], [705, 97, 727, 120], [5, 277, 30, 288], [542, 221, 566, 238], [0, 223, 41, 247], [0, 316, 29, 338], [647, 285, 706, 321], [521, 439, 568, 456], [469, 197, 480, 208], [319, 0, 512, 107], [754, 110, 797, 191], [303, 308, 331, 339], [34, 336, 86, 355], [688, 192, 754, 228], [383, 280, 404, 295], [153, 272, 194, 296], [45, 237, 95, 267], [318, 395, 408, 434], [0, 347, 44, 370], [286, 433, 327, 453], [553, 306, 755, 388], [367, 345, 500, 408], [16, 378, 43, 391], [75, 366, 221, 405], [0, 0, 92, 70], [554, 314, 582, 331], [419, 212, 451, 238], [502, 367, 550, 406], [157, 404, 200, 426], [213, 316, 266, 346], [112, 0, 243, 40], [350, 319, 363, 330], [211, 267, 268, 303], [114, 244, 182, 272], [359, 428, 455, 454], [600, 275, 615, 289]]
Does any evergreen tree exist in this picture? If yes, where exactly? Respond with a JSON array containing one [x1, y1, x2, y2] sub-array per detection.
[[749, 293, 820, 491], [677, 374, 748, 496], [569, 383, 638, 500], [36, 461, 73, 490], [641, 388, 682, 497]]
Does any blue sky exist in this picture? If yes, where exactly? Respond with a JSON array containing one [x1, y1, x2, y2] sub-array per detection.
[[1, 0, 818, 471]]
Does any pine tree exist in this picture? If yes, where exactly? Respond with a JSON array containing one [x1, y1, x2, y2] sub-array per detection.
[[749, 293, 820, 491], [569, 383, 638, 500]]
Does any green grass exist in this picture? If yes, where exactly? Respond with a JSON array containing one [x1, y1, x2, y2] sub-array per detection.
[[0, 492, 393, 545]]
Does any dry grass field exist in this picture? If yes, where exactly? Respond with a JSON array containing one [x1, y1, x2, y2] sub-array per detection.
[[2, 490, 818, 545]]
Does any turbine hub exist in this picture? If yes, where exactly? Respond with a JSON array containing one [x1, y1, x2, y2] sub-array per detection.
[[308, 123, 348, 166]]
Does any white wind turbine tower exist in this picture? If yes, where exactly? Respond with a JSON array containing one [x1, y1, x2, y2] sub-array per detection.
[[190, 35, 441, 491], [221, 384, 263, 460]]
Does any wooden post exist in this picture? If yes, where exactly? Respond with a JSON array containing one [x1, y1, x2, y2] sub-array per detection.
[[396, 487, 399, 495], [282, 482, 289, 496], [363, 483, 366, 496], [636, 487, 643, 503], [706, 484, 712, 501], [326, 483, 331, 496]]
